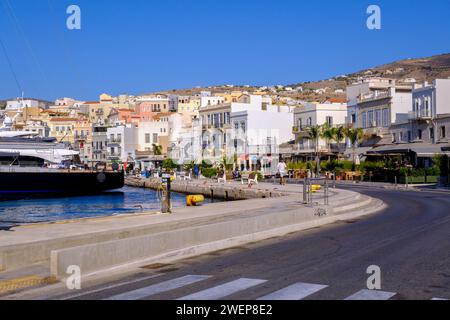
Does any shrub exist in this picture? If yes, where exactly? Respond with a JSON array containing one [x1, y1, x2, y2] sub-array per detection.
[[201, 168, 217, 178]]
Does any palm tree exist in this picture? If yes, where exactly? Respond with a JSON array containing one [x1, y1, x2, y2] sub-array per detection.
[[305, 125, 322, 176], [152, 144, 163, 156], [320, 124, 335, 156], [334, 126, 345, 161], [344, 127, 364, 164]]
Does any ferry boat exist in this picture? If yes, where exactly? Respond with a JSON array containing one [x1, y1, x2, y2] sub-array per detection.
[[0, 117, 124, 199]]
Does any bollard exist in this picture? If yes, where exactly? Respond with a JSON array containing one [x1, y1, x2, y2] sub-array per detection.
[[303, 179, 307, 203], [161, 174, 172, 213]]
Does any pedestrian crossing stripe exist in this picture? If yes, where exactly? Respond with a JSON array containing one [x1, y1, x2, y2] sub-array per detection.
[[105, 275, 211, 300], [344, 289, 396, 300], [257, 282, 328, 300], [95, 274, 444, 301], [178, 278, 267, 300]]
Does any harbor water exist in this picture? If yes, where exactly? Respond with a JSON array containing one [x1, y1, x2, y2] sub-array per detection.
[[0, 186, 213, 229]]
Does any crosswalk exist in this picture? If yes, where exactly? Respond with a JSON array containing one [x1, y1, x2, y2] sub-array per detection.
[[83, 274, 448, 301]]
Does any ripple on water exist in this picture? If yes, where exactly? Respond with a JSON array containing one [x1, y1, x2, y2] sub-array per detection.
[[0, 186, 207, 226]]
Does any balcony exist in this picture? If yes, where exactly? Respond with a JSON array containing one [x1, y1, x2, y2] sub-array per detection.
[[358, 91, 391, 103], [408, 111, 432, 121], [108, 138, 122, 144]]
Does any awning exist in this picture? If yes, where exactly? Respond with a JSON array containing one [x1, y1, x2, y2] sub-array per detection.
[[367, 143, 450, 157]]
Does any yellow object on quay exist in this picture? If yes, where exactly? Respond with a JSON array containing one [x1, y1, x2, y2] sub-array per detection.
[[186, 195, 205, 206]]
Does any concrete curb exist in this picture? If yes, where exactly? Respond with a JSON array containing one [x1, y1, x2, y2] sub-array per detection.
[[50, 196, 386, 280]]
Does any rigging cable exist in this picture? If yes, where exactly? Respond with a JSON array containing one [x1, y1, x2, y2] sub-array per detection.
[[0, 35, 23, 95], [2, 0, 50, 97]]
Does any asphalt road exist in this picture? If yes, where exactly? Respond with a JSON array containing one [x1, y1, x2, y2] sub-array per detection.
[[50, 185, 450, 300]]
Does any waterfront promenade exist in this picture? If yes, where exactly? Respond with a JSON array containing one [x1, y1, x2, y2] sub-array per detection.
[[0, 180, 385, 297]]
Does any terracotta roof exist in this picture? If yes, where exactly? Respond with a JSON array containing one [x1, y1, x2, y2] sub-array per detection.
[[49, 117, 79, 122], [328, 98, 347, 103]]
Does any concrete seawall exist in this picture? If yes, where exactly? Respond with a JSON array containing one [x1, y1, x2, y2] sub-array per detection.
[[125, 176, 286, 200]]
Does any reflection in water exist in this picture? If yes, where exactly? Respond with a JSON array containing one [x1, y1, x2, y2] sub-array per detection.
[[0, 186, 208, 227]]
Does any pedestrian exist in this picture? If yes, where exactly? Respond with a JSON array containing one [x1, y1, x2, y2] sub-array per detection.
[[193, 164, 200, 179], [277, 159, 287, 185]]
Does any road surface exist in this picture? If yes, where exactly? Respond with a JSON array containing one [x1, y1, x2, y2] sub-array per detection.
[[26, 185, 450, 300]]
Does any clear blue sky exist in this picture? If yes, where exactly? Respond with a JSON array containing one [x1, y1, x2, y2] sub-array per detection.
[[1, 0, 449, 101]]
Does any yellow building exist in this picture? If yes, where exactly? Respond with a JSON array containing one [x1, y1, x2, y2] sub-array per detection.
[[85, 94, 134, 124], [217, 91, 245, 103], [177, 96, 201, 115], [48, 117, 78, 144]]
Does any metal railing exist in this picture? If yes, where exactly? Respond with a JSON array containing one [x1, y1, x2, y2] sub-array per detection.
[[303, 177, 330, 206]]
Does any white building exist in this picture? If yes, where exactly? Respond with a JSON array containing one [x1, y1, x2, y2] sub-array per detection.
[[6, 99, 39, 111], [411, 78, 450, 119], [293, 102, 348, 154], [200, 96, 225, 108], [230, 95, 294, 173], [106, 124, 138, 162], [137, 117, 170, 153], [346, 78, 412, 137], [168, 115, 203, 164]]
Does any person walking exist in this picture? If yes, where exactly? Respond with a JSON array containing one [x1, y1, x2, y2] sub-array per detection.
[[277, 159, 287, 185]]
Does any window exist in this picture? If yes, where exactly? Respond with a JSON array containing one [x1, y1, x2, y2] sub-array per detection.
[[307, 117, 312, 126], [145, 133, 151, 144], [392, 133, 396, 143], [117, 133, 122, 142], [326, 116, 333, 127], [298, 118, 303, 130], [241, 121, 246, 133], [362, 112, 367, 129], [375, 110, 382, 127], [440, 126, 446, 139], [418, 129, 422, 140], [234, 122, 239, 130], [382, 109, 389, 127], [407, 131, 411, 142], [368, 111, 374, 127], [430, 128, 435, 140], [153, 133, 158, 143]]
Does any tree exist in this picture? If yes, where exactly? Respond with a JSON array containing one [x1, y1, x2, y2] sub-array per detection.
[[162, 158, 178, 171], [306, 125, 322, 176], [334, 126, 346, 161], [320, 123, 335, 155], [344, 127, 364, 164], [152, 144, 163, 156]]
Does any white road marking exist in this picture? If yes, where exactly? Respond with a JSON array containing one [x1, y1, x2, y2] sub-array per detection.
[[257, 282, 328, 300], [105, 275, 211, 300], [61, 273, 164, 300], [178, 278, 267, 300], [345, 289, 396, 300], [431, 298, 448, 300]]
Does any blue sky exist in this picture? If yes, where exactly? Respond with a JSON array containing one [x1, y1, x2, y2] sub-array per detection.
[[0, 0, 449, 101]]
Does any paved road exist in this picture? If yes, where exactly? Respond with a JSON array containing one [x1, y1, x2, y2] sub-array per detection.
[[45, 186, 450, 300]]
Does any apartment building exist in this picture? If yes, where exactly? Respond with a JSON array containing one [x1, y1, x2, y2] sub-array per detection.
[[106, 124, 138, 162], [91, 125, 109, 162], [346, 79, 413, 138], [230, 95, 294, 172], [293, 102, 348, 155]]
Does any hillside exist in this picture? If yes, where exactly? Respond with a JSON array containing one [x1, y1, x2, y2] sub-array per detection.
[[154, 53, 450, 102]]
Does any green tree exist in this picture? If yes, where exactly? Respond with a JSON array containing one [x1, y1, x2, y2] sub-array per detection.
[[344, 127, 364, 164], [334, 126, 345, 161], [305, 125, 322, 175], [320, 123, 335, 155], [162, 158, 178, 171], [152, 144, 163, 156]]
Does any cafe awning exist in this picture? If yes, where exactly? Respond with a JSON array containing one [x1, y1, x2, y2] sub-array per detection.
[[367, 143, 450, 157]]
